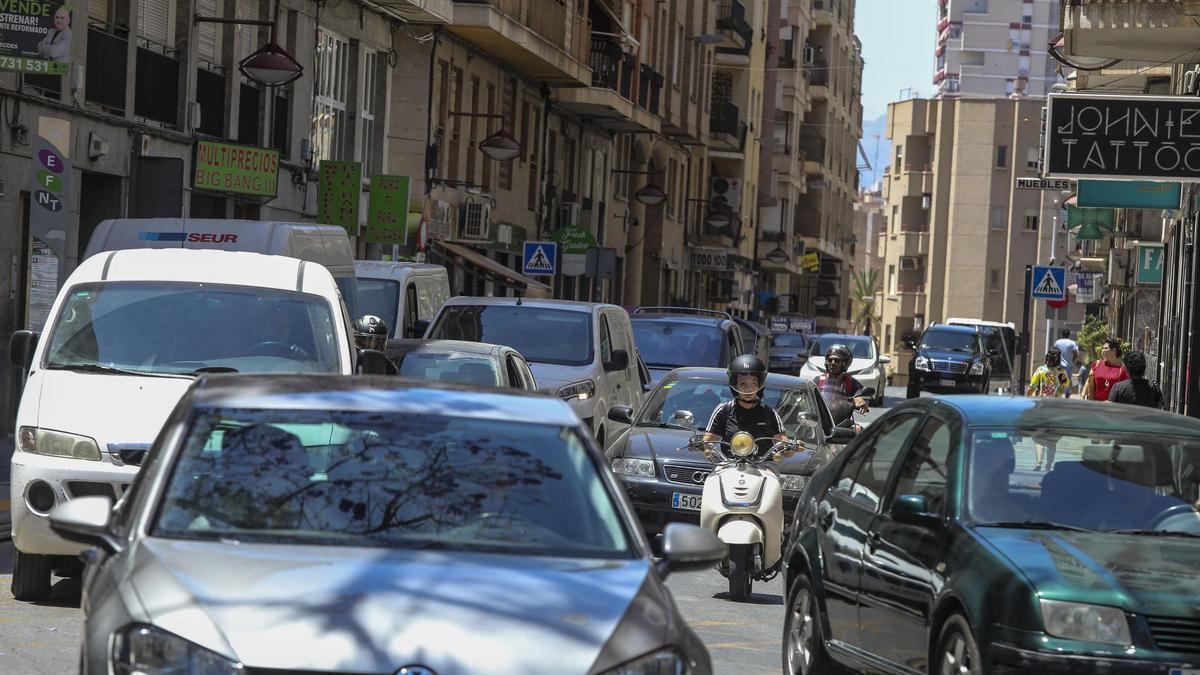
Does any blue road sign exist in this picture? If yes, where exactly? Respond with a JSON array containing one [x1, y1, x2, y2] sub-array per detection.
[[523, 241, 557, 276], [1031, 265, 1067, 301]]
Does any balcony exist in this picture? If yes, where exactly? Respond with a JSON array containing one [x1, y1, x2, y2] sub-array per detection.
[[709, 100, 747, 153], [450, 0, 591, 86], [795, 207, 822, 239], [893, 227, 930, 257], [808, 61, 830, 97], [897, 282, 926, 294], [371, 0, 452, 22], [557, 37, 661, 133], [798, 136, 826, 175], [716, 0, 753, 52], [636, 64, 664, 116], [1064, 0, 1200, 63], [895, 167, 934, 196]]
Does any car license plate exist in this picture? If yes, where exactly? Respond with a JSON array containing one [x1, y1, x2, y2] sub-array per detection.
[[941, 378, 957, 386], [1170, 669, 1200, 675], [671, 492, 702, 511]]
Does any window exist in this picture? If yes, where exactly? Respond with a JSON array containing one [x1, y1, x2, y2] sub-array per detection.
[[890, 418, 954, 516], [1004, 79, 1015, 95], [599, 315, 614, 365], [832, 415, 921, 511], [891, 205, 899, 233], [1023, 209, 1039, 231], [448, 66, 463, 179], [991, 205, 1006, 230], [483, 83, 496, 189], [313, 32, 350, 162], [1025, 147, 1040, 170], [888, 264, 897, 296], [361, 51, 385, 177], [995, 145, 1008, 169], [138, 0, 172, 45], [989, 268, 1001, 291], [1022, 12, 1032, 24], [527, 100, 540, 211], [961, 51, 985, 66], [466, 76, 480, 183], [894, 144, 903, 173]]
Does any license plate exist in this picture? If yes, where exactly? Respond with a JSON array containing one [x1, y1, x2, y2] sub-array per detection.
[[1170, 669, 1200, 675], [941, 378, 957, 386], [671, 492, 702, 511]]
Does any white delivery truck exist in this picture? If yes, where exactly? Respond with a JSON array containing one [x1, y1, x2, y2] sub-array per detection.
[[7, 248, 368, 601], [354, 261, 451, 339], [84, 218, 360, 316]]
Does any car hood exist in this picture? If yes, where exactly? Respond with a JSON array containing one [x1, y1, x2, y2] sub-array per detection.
[[804, 356, 876, 375], [769, 347, 806, 360], [129, 538, 661, 674], [918, 348, 980, 362], [32, 370, 193, 444], [527, 363, 590, 394], [617, 426, 821, 475], [978, 527, 1200, 617]]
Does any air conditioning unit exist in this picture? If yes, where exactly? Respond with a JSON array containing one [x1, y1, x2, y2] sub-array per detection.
[[899, 256, 924, 271], [802, 45, 815, 64], [1108, 248, 1131, 288], [559, 201, 582, 228], [458, 200, 491, 241], [710, 176, 742, 212], [921, 193, 931, 210]]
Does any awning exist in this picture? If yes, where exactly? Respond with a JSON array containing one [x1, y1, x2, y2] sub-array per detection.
[[430, 239, 553, 298]]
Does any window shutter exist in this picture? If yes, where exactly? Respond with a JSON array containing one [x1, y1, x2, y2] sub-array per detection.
[[89, 0, 109, 24], [197, 0, 218, 62], [138, 0, 170, 46], [238, 0, 256, 62]]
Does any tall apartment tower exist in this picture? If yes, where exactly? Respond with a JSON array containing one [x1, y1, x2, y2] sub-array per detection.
[[934, 0, 1061, 98]]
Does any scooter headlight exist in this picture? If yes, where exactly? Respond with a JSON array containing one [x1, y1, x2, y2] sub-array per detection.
[[730, 432, 755, 457]]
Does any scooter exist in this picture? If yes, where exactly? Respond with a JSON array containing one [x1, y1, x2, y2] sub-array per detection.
[[825, 386, 877, 434], [672, 409, 803, 602]]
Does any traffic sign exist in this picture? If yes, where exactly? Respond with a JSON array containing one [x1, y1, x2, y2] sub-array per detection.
[[523, 241, 557, 276], [1031, 265, 1067, 301]]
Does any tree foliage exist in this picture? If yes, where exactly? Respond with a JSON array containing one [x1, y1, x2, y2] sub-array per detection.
[[850, 268, 880, 336]]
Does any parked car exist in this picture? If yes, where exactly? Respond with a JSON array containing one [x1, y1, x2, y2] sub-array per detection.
[[355, 261, 451, 339], [800, 334, 888, 405], [425, 297, 646, 447], [768, 332, 811, 375], [906, 322, 993, 398], [630, 309, 744, 385], [383, 339, 537, 390], [51, 374, 722, 675], [948, 317, 1020, 385], [782, 396, 1200, 675], [8, 248, 372, 601], [605, 367, 855, 541]]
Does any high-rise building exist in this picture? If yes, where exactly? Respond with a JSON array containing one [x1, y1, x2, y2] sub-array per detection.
[[934, 0, 1061, 99]]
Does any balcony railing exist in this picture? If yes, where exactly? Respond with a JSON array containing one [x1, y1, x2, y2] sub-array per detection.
[[797, 136, 826, 162], [590, 37, 634, 99], [710, 99, 747, 145], [897, 282, 926, 294], [899, 222, 929, 233], [808, 61, 830, 87], [638, 64, 663, 115], [717, 0, 753, 46]]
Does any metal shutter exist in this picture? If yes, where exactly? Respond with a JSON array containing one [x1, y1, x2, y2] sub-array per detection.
[[138, 0, 170, 46], [197, 0, 217, 62], [89, 0, 109, 23], [237, 0, 256, 61]]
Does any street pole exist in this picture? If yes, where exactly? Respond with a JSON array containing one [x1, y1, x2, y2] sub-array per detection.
[[1019, 264, 1033, 394], [1045, 214, 1058, 355]]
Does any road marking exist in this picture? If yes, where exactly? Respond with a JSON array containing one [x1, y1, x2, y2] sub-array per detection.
[[690, 620, 753, 626], [708, 641, 766, 651]]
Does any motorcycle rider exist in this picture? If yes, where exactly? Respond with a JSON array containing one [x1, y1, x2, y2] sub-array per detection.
[[815, 344, 870, 429], [695, 355, 802, 456], [353, 315, 399, 375]]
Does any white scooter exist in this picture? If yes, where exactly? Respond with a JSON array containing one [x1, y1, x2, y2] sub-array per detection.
[[673, 409, 803, 602]]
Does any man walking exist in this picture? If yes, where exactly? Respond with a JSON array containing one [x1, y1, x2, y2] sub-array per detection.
[[1106, 351, 1163, 409], [1053, 329, 1081, 397]]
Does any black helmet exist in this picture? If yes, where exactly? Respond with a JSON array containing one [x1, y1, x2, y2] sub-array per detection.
[[825, 343, 853, 363], [353, 315, 389, 350], [728, 354, 767, 397]]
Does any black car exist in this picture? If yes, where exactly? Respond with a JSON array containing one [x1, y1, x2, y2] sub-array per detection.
[[631, 309, 745, 386], [605, 367, 854, 540], [907, 323, 992, 398], [769, 332, 811, 375]]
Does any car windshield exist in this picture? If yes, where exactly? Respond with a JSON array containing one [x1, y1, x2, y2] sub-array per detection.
[[812, 336, 875, 359], [966, 429, 1200, 534], [392, 351, 500, 386], [153, 409, 634, 557], [429, 305, 593, 366], [773, 333, 808, 349], [920, 330, 979, 353], [633, 321, 724, 368], [637, 377, 828, 443], [355, 278, 400, 334], [44, 282, 341, 375]]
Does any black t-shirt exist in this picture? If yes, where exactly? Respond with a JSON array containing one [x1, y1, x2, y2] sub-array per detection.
[[705, 400, 784, 450], [1107, 378, 1162, 408]]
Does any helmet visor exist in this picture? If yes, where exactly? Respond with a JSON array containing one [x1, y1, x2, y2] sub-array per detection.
[[731, 374, 762, 395]]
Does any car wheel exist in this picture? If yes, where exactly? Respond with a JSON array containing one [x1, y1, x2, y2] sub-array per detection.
[[728, 544, 753, 601], [906, 383, 920, 399], [11, 550, 52, 601], [783, 573, 834, 675], [937, 614, 982, 675]]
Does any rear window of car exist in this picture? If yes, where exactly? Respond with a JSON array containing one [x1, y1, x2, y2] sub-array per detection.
[[428, 305, 594, 366]]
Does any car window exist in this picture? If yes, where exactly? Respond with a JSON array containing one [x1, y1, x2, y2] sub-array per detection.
[[394, 352, 500, 386], [504, 354, 523, 388], [633, 320, 725, 368], [429, 305, 594, 366], [355, 278, 400, 334], [812, 336, 875, 360], [404, 284, 419, 335], [890, 417, 954, 516], [599, 314, 614, 365], [515, 356, 537, 390], [920, 330, 980, 353], [832, 414, 921, 511]]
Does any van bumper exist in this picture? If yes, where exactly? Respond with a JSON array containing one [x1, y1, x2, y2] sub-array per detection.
[[11, 452, 137, 555]]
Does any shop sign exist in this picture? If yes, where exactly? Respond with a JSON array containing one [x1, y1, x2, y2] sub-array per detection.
[[1136, 243, 1164, 285], [1076, 180, 1182, 209], [193, 140, 280, 198], [689, 247, 727, 271], [800, 252, 820, 272], [317, 160, 361, 234], [1044, 93, 1200, 182], [0, 1, 71, 75], [1015, 177, 1071, 191], [30, 116, 70, 262], [366, 175, 411, 244], [554, 225, 598, 277]]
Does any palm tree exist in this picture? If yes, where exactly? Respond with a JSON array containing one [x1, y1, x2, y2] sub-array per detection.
[[850, 268, 881, 336]]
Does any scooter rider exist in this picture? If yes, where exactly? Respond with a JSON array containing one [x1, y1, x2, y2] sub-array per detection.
[[816, 343, 870, 417], [695, 354, 802, 456], [353, 315, 399, 375]]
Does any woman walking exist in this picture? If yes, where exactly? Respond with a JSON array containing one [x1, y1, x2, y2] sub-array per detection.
[[1082, 338, 1129, 402], [1027, 347, 1070, 471]]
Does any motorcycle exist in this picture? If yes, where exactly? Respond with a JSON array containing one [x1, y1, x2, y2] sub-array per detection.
[[672, 409, 804, 602], [824, 386, 877, 433]]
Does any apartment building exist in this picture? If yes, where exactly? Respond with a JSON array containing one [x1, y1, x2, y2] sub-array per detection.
[[935, 0, 1060, 98]]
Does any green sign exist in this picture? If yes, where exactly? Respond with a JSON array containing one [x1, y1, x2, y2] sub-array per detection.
[[0, 56, 66, 74], [193, 140, 280, 197], [1078, 180, 1182, 210], [552, 225, 598, 254], [318, 161, 361, 234], [365, 175, 411, 244], [1136, 243, 1164, 286], [489, 221, 527, 252], [1066, 204, 1114, 241]]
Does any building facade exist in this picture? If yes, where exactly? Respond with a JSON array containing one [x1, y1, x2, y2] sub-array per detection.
[[935, 0, 1060, 99]]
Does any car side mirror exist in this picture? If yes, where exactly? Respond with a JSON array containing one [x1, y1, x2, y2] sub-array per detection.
[[878, 355, 891, 365], [608, 405, 635, 426], [356, 349, 390, 375], [828, 426, 857, 443], [891, 494, 940, 527], [673, 409, 696, 429], [655, 523, 727, 579], [604, 348, 630, 372], [10, 330, 38, 371], [48, 496, 121, 555], [406, 318, 430, 339]]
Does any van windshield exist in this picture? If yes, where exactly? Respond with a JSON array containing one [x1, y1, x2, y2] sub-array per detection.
[[429, 305, 594, 366], [355, 279, 400, 334], [44, 282, 342, 375]]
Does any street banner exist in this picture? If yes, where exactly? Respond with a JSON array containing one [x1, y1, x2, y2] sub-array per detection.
[[1015, 177, 1071, 191], [365, 175, 410, 244], [1031, 265, 1067, 301], [30, 116, 70, 262], [1136, 243, 1165, 285], [1076, 180, 1182, 209], [1044, 93, 1200, 182], [193, 140, 279, 198], [0, 1, 72, 75], [318, 161, 361, 234]]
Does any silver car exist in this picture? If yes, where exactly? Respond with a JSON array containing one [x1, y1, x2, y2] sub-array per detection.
[[52, 375, 722, 675]]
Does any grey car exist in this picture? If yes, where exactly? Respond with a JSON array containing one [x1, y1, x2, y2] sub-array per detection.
[[384, 338, 539, 390], [51, 375, 723, 675]]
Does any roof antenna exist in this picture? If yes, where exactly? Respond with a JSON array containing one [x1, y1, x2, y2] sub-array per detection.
[[515, 289, 524, 306]]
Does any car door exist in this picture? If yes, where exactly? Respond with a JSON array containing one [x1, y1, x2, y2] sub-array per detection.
[[606, 310, 640, 409], [815, 412, 923, 650], [859, 413, 958, 670]]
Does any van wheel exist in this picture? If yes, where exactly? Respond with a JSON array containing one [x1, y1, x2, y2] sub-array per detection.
[[11, 551, 52, 601], [728, 545, 753, 601], [937, 614, 982, 675]]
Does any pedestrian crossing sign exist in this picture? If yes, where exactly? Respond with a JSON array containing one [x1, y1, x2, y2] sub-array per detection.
[[523, 241, 557, 276], [1032, 265, 1066, 301]]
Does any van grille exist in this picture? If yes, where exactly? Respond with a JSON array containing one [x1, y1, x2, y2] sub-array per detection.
[[1147, 615, 1200, 654]]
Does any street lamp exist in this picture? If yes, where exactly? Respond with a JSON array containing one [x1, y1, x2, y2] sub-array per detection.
[[613, 169, 669, 206], [195, 11, 303, 87], [448, 112, 522, 161]]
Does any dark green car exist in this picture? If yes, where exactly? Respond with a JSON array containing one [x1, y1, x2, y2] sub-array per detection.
[[782, 396, 1200, 674]]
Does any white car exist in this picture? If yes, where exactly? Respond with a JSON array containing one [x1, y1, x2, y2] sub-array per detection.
[[799, 334, 889, 406]]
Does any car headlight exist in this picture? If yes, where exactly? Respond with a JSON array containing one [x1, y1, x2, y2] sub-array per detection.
[[611, 458, 655, 477], [112, 624, 243, 674], [558, 380, 595, 401], [1039, 599, 1131, 645], [18, 426, 101, 461], [914, 356, 930, 372], [781, 474, 809, 493], [603, 648, 684, 674], [969, 361, 985, 375]]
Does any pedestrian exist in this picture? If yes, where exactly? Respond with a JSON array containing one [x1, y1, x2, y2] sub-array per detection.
[[1027, 346, 1070, 471], [1106, 351, 1163, 408], [1081, 338, 1129, 402], [1053, 329, 1081, 397]]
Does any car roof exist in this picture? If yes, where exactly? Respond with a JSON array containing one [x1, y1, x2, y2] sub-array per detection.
[[187, 374, 576, 425], [631, 314, 733, 328], [663, 367, 814, 388], [441, 296, 612, 313], [923, 324, 980, 334], [68, 249, 337, 295], [812, 333, 873, 343], [383, 339, 505, 356], [903, 395, 1200, 437]]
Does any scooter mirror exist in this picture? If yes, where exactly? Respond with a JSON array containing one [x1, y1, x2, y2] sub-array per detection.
[[673, 409, 696, 428], [857, 387, 877, 399]]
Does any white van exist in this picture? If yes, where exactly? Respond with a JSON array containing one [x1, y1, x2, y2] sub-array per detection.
[[84, 218, 359, 316], [354, 261, 451, 339], [8, 248, 358, 600]]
